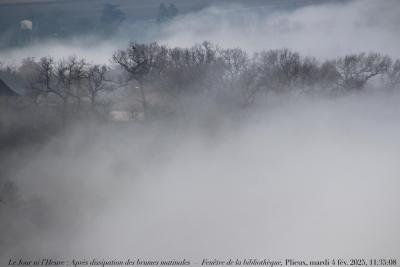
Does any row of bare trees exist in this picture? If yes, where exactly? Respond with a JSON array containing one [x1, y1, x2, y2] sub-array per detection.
[[3, 41, 400, 122], [109, 42, 398, 117], [21, 57, 110, 122]]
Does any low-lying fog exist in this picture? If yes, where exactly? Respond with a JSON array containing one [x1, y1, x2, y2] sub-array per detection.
[[2, 92, 400, 259]]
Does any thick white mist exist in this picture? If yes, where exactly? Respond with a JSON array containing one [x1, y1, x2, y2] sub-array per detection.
[[0, 39, 121, 66], [159, 0, 400, 59], [3, 92, 400, 259]]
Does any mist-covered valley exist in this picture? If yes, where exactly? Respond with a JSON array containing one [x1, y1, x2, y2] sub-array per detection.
[[1, 0, 400, 264]]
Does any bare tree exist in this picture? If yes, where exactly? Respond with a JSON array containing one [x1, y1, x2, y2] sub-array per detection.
[[386, 59, 400, 90], [335, 53, 391, 91], [27, 57, 69, 123], [28, 57, 66, 104], [238, 62, 260, 108], [318, 61, 341, 92], [221, 48, 249, 81], [71, 58, 88, 112], [112, 42, 164, 119], [220, 48, 260, 108], [86, 64, 109, 108], [255, 48, 301, 95], [27, 57, 90, 122]]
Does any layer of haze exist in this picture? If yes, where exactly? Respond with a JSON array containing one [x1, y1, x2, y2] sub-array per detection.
[[1, 0, 399, 65], [159, 0, 400, 59], [2, 92, 400, 259]]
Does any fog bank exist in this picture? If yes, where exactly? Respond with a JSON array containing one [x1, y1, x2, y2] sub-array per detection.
[[159, 0, 400, 59], [2, 92, 400, 259]]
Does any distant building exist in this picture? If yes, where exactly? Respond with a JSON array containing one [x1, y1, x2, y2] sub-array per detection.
[[109, 110, 131, 121], [20, 20, 33, 31], [0, 78, 19, 96], [109, 110, 144, 122], [18, 20, 33, 45]]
